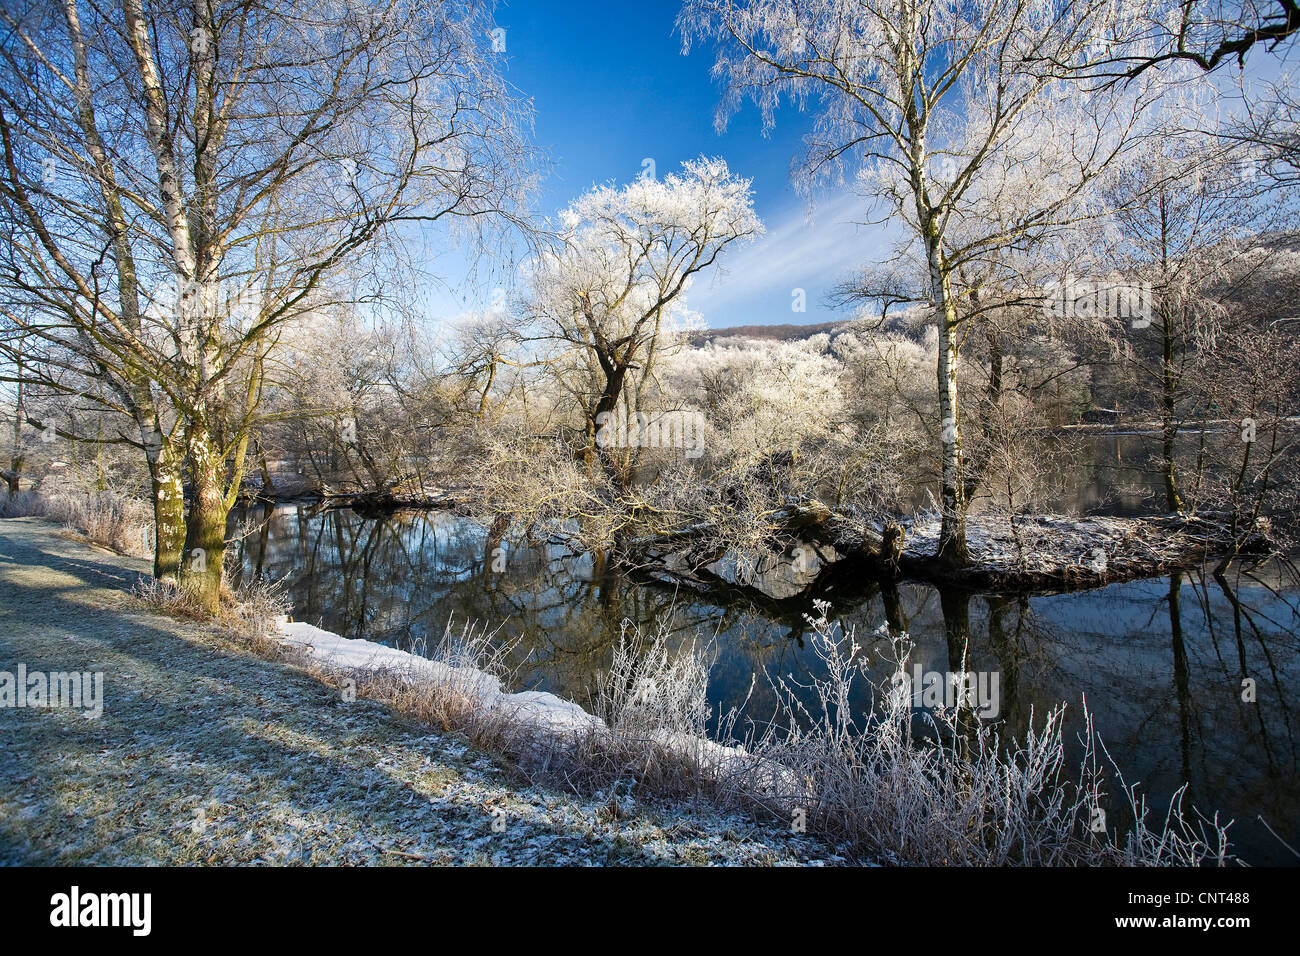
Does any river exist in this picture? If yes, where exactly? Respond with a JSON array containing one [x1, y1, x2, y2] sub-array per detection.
[[232, 434, 1300, 864]]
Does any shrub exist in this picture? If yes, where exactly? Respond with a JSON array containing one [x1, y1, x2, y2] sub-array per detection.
[[0, 490, 45, 518], [742, 603, 1230, 865]]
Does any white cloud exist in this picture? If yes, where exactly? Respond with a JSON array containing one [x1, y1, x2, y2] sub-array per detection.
[[689, 190, 897, 323]]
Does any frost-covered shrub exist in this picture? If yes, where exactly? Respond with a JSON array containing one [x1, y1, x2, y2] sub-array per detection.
[[593, 619, 711, 740], [745, 603, 1231, 865], [0, 489, 44, 518]]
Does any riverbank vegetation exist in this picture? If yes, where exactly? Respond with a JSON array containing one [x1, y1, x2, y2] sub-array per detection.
[[269, 597, 1232, 865], [0, 482, 152, 557]]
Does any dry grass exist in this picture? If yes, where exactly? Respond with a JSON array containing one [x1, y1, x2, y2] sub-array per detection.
[[275, 617, 740, 810], [745, 603, 1231, 865], [342, 621, 524, 749], [133, 566, 292, 657], [131, 576, 209, 618], [2, 487, 152, 557], [537, 625, 733, 803]]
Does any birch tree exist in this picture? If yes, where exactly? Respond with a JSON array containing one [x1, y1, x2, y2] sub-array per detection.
[[680, 0, 1156, 566], [0, 0, 531, 608]]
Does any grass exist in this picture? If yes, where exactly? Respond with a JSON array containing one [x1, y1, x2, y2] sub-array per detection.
[[274, 604, 1233, 866], [745, 604, 1231, 865]]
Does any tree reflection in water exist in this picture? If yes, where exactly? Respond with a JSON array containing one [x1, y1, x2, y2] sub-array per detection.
[[232, 503, 1300, 864]]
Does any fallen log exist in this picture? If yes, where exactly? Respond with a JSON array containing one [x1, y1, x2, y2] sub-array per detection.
[[623, 504, 1276, 599]]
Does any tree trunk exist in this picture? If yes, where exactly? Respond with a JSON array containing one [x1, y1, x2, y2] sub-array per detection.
[[1161, 306, 1183, 513], [179, 430, 227, 612], [589, 363, 629, 486], [935, 294, 969, 567], [7, 367, 24, 495], [147, 438, 185, 581], [256, 440, 275, 498], [477, 358, 498, 419], [1156, 196, 1183, 515], [920, 207, 970, 568]]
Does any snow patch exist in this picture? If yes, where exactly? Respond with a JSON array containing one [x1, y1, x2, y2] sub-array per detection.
[[280, 621, 600, 732], [278, 621, 785, 786]]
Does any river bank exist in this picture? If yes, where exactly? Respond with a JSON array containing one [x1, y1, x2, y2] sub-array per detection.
[[6, 515, 1280, 864], [0, 518, 837, 866]]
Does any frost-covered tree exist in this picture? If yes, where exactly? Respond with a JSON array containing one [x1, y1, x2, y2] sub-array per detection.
[[1075, 1, 1300, 80], [1097, 119, 1278, 512], [255, 305, 464, 499], [680, 0, 1157, 566], [0, 0, 531, 607], [1229, 75, 1300, 194], [520, 158, 761, 487]]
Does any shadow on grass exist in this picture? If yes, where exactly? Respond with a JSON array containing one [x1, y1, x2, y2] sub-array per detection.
[[0, 520, 664, 865]]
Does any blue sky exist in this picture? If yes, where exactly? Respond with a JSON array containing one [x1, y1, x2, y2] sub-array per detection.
[[424, 0, 895, 329]]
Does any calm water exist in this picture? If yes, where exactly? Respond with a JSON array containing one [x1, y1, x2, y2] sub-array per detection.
[[232, 435, 1300, 864]]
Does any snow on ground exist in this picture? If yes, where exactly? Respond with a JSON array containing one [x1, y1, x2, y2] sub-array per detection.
[[898, 511, 1239, 585], [281, 622, 600, 733], [279, 621, 794, 790], [0, 518, 839, 866]]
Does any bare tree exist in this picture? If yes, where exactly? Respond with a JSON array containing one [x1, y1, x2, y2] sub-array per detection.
[[1187, 322, 1300, 564], [681, 0, 1157, 566], [1097, 124, 1278, 512], [1226, 76, 1300, 193], [0, 0, 531, 607]]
